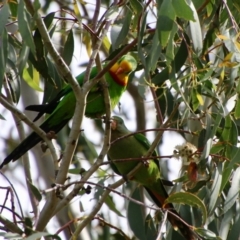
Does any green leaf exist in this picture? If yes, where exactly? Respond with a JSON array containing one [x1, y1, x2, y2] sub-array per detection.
[[0, 233, 22, 238], [208, 163, 222, 215], [0, 114, 6, 120], [187, 0, 203, 53], [9, 0, 18, 19], [145, 214, 157, 240], [202, 27, 217, 56], [43, 12, 55, 29], [0, 27, 8, 91], [152, 35, 189, 85], [235, 79, 240, 118], [127, 187, 146, 240], [228, 146, 240, 167], [220, 146, 240, 192], [228, 207, 240, 239], [206, 1, 213, 16], [6, 59, 21, 103], [172, 0, 195, 21], [137, 73, 147, 100], [25, 232, 61, 240], [165, 192, 207, 224], [199, 109, 223, 169], [165, 22, 178, 67], [62, 29, 74, 66], [23, 66, 43, 91], [210, 143, 225, 154], [210, 110, 224, 139], [221, 114, 238, 145], [18, 0, 36, 56], [130, 0, 143, 29], [28, 180, 42, 201], [137, 11, 147, 69], [24, 217, 33, 235], [157, 0, 176, 47], [94, 179, 123, 217], [68, 168, 81, 174], [0, 3, 10, 34], [105, 5, 119, 20], [8, 41, 18, 63], [130, 0, 143, 14], [113, 9, 132, 50], [220, 161, 233, 193], [104, 195, 124, 217], [234, 97, 240, 119], [18, 43, 30, 75], [195, 228, 217, 239], [33, 0, 41, 11], [28, 12, 56, 86], [146, 29, 162, 71], [42, 57, 64, 104], [191, 88, 200, 112], [219, 208, 234, 239], [223, 167, 240, 213]]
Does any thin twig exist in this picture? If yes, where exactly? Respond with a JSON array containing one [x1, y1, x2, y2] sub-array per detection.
[[94, 216, 131, 240], [150, 86, 164, 125], [111, 127, 196, 145]]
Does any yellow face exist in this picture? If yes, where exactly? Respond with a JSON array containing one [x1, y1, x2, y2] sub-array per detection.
[[110, 59, 133, 86], [117, 60, 134, 74]]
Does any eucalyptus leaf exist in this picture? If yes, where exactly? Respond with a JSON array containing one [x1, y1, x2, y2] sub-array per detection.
[[18, 0, 36, 56]]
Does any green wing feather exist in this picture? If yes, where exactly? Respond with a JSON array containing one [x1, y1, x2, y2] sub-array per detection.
[[25, 67, 99, 121]]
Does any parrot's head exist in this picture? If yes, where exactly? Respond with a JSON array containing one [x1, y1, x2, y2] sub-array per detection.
[[110, 116, 128, 133], [110, 55, 137, 86]]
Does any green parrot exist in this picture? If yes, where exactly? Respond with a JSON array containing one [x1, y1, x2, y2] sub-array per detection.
[[108, 116, 195, 240], [0, 55, 137, 168]]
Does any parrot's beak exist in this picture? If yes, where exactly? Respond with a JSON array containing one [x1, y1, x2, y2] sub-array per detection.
[[115, 67, 124, 75], [111, 119, 117, 130], [115, 60, 132, 75]]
